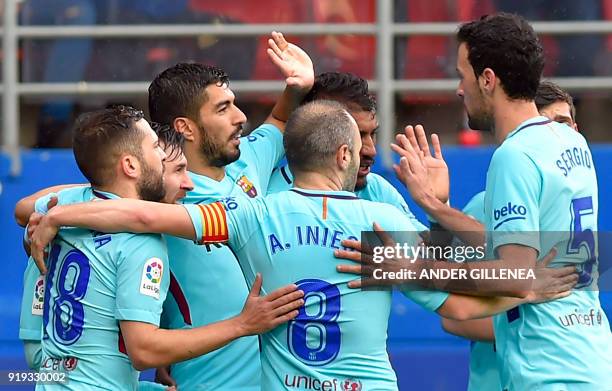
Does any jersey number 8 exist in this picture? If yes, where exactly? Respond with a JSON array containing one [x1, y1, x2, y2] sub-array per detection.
[[43, 244, 91, 345], [287, 279, 341, 366]]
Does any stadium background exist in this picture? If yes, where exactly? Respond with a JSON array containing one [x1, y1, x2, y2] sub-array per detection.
[[0, 1, 611, 389]]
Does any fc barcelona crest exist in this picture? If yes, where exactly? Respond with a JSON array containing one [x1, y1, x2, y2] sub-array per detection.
[[236, 175, 258, 198]]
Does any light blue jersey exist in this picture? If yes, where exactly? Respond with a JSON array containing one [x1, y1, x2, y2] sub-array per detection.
[[184, 188, 449, 390], [19, 257, 45, 369], [35, 187, 169, 391], [19, 189, 91, 370], [461, 192, 502, 391], [162, 124, 284, 390], [268, 166, 428, 232], [484, 117, 612, 390], [19, 258, 44, 342]]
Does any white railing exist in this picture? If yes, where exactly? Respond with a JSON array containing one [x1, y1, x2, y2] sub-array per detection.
[[2, 0, 612, 175]]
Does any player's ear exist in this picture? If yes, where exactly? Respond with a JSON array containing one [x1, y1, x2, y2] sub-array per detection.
[[174, 117, 196, 142], [336, 144, 351, 170], [479, 68, 496, 95], [119, 154, 140, 179]]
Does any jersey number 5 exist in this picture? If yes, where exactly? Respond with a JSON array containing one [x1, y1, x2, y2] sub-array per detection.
[[568, 196, 597, 288]]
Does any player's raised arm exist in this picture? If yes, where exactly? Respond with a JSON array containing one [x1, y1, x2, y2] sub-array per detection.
[[392, 126, 485, 247], [264, 31, 315, 132]]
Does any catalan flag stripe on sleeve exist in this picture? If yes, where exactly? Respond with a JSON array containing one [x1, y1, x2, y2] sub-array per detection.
[[196, 202, 229, 244]]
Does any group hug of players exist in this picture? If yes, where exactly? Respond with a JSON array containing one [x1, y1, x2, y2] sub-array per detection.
[[14, 13, 611, 391]]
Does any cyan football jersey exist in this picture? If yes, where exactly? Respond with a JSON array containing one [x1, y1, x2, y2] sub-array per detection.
[[484, 117, 612, 390], [34, 187, 169, 391], [461, 191, 502, 391], [268, 166, 428, 232], [19, 253, 45, 370], [19, 258, 45, 343], [184, 189, 449, 390], [162, 124, 283, 390]]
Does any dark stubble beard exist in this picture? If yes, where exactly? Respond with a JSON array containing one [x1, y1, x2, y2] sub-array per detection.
[[137, 160, 166, 202], [467, 111, 494, 132], [199, 123, 241, 167], [466, 90, 494, 132]]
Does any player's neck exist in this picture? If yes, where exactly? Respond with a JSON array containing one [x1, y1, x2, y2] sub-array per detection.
[[293, 171, 344, 192], [493, 99, 540, 144], [93, 182, 139, 200], [185, 153, 226, 181], [188, 162, 226, 181]]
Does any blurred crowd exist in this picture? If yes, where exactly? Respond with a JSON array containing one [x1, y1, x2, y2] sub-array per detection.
[[12, 0, 612, 146]]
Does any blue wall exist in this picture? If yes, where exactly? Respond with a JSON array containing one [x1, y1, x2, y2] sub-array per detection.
[[1, 146, 611, 390]]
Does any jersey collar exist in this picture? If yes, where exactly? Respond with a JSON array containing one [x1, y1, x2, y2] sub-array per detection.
[[91, 189, 121, 200], [505, 116, 552, 140], [290, 187, 359, 200]]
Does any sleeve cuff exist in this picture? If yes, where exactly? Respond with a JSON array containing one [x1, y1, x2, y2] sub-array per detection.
[[400, 290, 450, 312], [115, 309, 161, 326], [19, 328, 42, 341], [492, 232, 541, 257]]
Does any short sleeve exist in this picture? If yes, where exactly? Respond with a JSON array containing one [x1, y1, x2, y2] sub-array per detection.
[[462, 191, 486, 222], [400, 289, 449, 312], [34, 192, 58, 214], [240, 124, 285, 190], [115, 234, 169, 325], [183, 198, 262, 250], [486, 146, 541, 255], [19, 259, 44, 341]]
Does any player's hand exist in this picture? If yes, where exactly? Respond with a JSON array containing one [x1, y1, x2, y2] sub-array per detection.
[[236, 273, 304, 335], [154, 367, 177, 390], [29, 213, 61, 274], [267, 31, 315, 93], [391, 131, 436, 209], [26, 195, 58, 240], [526, 248, 578, 303], [403, 125, 449, 203], [391, 125, 449, 206], [335, 222, 415, 289]]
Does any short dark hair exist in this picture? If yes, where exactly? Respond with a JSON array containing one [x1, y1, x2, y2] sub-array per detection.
[[72, 105, 146, 187], [284, 100, 356, 173], [151, 122, 185, 162], [148, 63, 229, 125], [303, 72, 376, 113], [535, 81, 576, 120], [457, 13, 544, 100]]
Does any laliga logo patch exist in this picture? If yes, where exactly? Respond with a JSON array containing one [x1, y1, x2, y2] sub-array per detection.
[[341, 379, 362, 391], [236, 175, 258, 198], [140, 258, 163, 299], [493, 202, 527, 230], [146, 261, 162, 283], [31, 275, 45, 316]]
